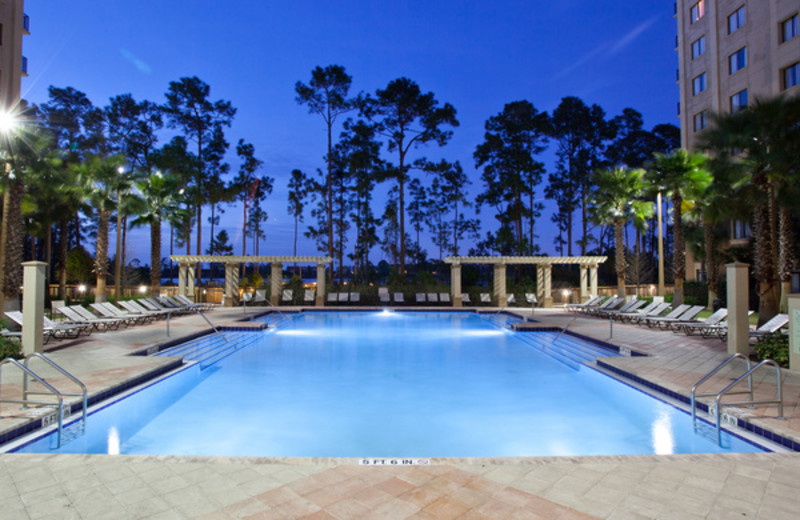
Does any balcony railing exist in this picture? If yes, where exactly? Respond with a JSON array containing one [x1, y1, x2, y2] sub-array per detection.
[[23, 14, 30, 34]]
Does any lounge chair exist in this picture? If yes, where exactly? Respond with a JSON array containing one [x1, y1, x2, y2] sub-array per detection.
[[598, 298, 644, 317], [338, 292, 349, 303], [719, 313, 789, 341], [525, 293, 537, 307], [576, 296, 615, 314], [91, 302, 151, 324], [350, 292, 360, 303], [615, 300, 668, 322], [304, 289, 315, 303], [51, 299, 66, 320], [143, 297, 191, 314], [506, 294, 515, 305], [567, 295, 603, 311], [639, 304, 691, 327], [120, 300, 170, 318], [162, 295, 206, 312], [585, 297, 624, 316], [379, 292, 390, 303], [427, 293, 438, 303], [56, 306, 113, 332], [393, 293, 405, 304], [174, 294, 214, 311], [416, 293, 426, 303], [6, 311, 88, 342], [71, 305, 127, 330], [281, 290, 293, 303], [439, 293, 450, 303], [480, 293, 491, 304], [254, 290, 267, 304], [674, 308, 728, 335], [461, 293, 471, 304]]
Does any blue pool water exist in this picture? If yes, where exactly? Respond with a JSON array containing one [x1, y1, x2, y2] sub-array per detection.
[[13, 311, 765, 456]]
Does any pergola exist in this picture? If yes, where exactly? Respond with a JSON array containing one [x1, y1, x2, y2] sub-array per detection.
[[443, 256, 607, 308], [169, 255, 333, 306]]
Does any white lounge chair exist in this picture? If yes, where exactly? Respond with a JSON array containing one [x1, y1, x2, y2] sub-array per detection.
[[281, 290, 293, 303], [427, 293, 438, 303], [338, 292, 349, 302], [393, 293, 405, 304], [506, 294, 515, 305], [416, 293, 426, 303], [674, 308, 728, 335], [439, 293, 450, 303], [461, 293, 471, 304], [254, 290, 267, 304], [480, 293, 491, 304], [350, 292, 360, 303], [304, 289, 315, 303], [327, 292, 338, 303], [5, 311, 87, 342]]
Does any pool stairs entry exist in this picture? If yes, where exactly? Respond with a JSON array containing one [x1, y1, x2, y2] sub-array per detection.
[[155, 330, 263, 368], [512, 331, 620, 370]]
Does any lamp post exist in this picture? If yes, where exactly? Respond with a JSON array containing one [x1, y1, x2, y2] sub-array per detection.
[[657, 191, 665, 296]]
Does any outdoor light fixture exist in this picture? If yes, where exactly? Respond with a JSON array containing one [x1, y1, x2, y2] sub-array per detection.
[[139, 285, 147, 294], [78, 284, 86, 293]]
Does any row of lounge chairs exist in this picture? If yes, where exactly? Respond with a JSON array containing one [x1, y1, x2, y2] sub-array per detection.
[[569, 295, 789, 341], [252, 288, 539, 306], [3, 295, 211, 344]]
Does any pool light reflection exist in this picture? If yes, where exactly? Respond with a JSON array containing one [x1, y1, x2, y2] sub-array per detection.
[[651, 411, 675, 455]]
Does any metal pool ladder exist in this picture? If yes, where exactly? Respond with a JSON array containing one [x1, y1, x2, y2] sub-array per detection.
[[691, 353, 784, 446], [0, 353, 88, 448]]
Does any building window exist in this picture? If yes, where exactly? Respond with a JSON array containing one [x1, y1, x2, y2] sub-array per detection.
[[690, 1, 705, 24], [693, 111, 707, 132], [732, 221, 751, 240], [730, 89, 748, 113], [693, 73, 707, 95], [728, 5, 746, 34], [692, 36, 706, 58], [782, 14, 799, 43], [729, 47, 747, 74], [784, 62, 800, 90]]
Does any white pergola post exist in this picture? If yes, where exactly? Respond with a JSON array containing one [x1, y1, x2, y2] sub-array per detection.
[[542, 265, 553, 308], [316, 263, 326, 306], [789, 295, 800, 372], [270, 262, 283, 306], [493, 263, 507, 307], [186, 264, 196, 302], [590, 265, 599, 297], [726, 262, 750, 355], [536, 266, 545, 304], [224, 263, 238, 307], [451, 263, 462, 307], [579, 266, 589, 302], [21, 261, 46, 355], [178, 263, 187, 296]]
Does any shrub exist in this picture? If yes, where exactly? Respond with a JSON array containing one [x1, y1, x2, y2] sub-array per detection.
[[753, 332, 789, 368], [0, 336, 23, 360]]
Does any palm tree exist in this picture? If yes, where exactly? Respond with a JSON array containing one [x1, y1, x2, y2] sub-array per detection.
[[589, 167, 654, 297], [129, 171, 187, 295], [645, 150, 711, 306], [72, 153, 127, 302]]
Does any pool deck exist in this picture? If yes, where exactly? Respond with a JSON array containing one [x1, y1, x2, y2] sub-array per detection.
[[1, 305, 799, 519]]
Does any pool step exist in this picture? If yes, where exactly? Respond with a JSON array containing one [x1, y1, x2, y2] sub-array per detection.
[[155, 330, 263, 368], [514, 331, 619, 370]]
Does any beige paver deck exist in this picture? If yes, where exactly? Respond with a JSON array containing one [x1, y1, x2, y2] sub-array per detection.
[[1, 305, 798, 519]]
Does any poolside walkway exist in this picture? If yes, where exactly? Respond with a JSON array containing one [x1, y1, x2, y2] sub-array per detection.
[[0, 306, 798, 519]]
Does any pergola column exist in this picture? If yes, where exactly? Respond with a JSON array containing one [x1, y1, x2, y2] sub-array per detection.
[[22, 261, 46, 355], [542, 265, 553, 308], [726, 262, 750, 355], [451, 263, 462, 307], [224, 263, 238, 307], [579, 266, 589, 302], [270, 262, 283, 306], [186, 264, 196, 302], [789, 295, 800, 371], [316, 263, 326, 306], [536, 267, 544, 303], [493, 263, 507, 307], [178, 263, 187, 296], [590, 265, 599, 297]]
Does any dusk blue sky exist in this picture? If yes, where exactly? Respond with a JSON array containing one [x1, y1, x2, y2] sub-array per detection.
[[22, 1, 678, 263]]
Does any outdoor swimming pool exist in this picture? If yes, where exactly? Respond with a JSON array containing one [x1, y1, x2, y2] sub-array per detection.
[[12, 311, 766, 456]]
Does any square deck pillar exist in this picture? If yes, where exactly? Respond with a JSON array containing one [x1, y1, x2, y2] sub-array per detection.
[[178, 263, 187, 296], [224, 264, 238, 307], [186, 264, 196, 302], [726, 262, 750, 355], [590, 266, 599, 297], [542, 265, 553, 308], [316, 263, 326, 306], [579, 266, 589, 302], [451, 264, 462, 307], [270, 262, 283, 306], [788, 295, 800, 372], [22, 261, 46, 355], [493, 263, 507, 307]]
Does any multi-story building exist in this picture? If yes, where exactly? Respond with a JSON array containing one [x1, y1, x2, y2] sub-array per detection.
[[0, 0, 28, 114], [676, 0, 800, 281]]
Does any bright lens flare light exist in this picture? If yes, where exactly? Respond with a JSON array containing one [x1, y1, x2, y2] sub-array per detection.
[[0, 111, 17, 134]]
